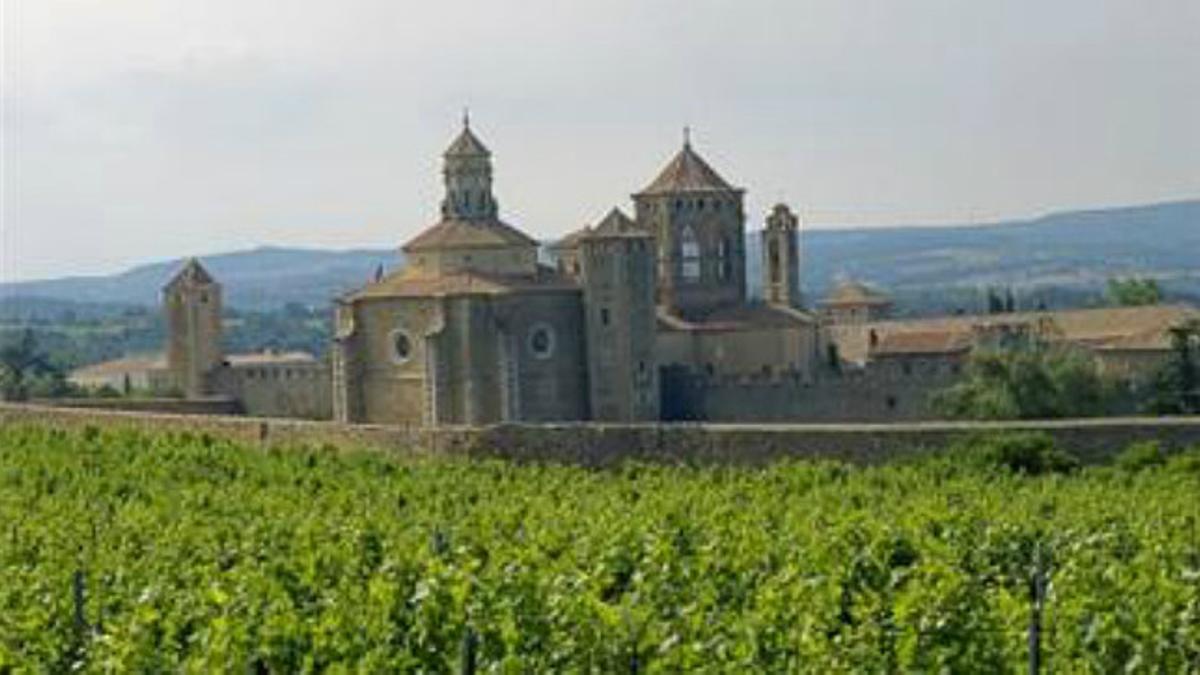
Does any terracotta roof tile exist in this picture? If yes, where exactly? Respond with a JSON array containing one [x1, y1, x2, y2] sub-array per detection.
[[831, 304, 1200, 364], [637, 142, 738, 195], [347, 264, 578, 300], [70, 354, 166, 378], [872, 330, 972, 356], [164, 258, 215, 290], [402, 217, 538, 252], [443, 126, 489, 157], [225, 351, 319, 366]]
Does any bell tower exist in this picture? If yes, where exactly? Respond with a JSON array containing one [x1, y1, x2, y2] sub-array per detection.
[[163, 258, 223, 398], [440, 112, 498, 221], [762, 203, 802, 308]]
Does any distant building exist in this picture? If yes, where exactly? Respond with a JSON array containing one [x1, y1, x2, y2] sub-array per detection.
[[69, 119, 1200, 425], [68, 354, 167, 393], [70, 259, 332, 419], [819, 280, 893, 324]]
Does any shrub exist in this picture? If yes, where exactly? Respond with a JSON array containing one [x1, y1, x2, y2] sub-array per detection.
[[959, 432, 1079, 475], [1114, 441, 1167, 472]]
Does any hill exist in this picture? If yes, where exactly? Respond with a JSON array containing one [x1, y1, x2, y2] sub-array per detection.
[[3, 200, 1197, 316]]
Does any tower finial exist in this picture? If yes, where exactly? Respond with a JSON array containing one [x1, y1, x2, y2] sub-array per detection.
[[683, 125, 691, 148], [463, 107, 470, 129]]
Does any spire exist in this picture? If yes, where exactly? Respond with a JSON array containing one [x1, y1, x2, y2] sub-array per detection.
[[462, 107, 470, 130], [637, 134, 738, 195], [165, 257, 215, 290]]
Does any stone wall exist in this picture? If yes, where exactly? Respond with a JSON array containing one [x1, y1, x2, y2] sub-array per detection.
[[214, 364, 332, 420], [664, 368, 950, 422], [30, 397, 242, 415], [3, 402, 1199, 468]]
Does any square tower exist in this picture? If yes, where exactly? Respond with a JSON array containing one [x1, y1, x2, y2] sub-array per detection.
[[578, 208, 659, 422], [633, 134, 746, 319], [762, 203, 803, 308], [163, 258, 223, 398]]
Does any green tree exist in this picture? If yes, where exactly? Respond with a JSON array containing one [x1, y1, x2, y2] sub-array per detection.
[[1106, 277, 1162, 306], [931, 338, 1112, 420], [0, 329, 53, 401], [1143, 319, 1200, 414]]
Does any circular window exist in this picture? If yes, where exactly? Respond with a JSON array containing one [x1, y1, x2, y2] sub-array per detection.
[[527, 323, 556, 360], [390, 330, 413, 364]]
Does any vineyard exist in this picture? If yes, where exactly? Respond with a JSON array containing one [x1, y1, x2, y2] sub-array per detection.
[[1, 424, 1199, 672]]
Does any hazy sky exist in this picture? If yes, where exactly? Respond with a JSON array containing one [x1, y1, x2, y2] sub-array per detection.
[[2, 0, 1197, 281]]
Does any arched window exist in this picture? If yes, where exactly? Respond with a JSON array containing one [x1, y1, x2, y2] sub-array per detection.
[[680, 226, 701, 282], [718, 237, 733, 281], [768, 239, 781, 283]]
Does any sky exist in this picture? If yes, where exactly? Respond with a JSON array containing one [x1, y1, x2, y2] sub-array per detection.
[[1, 0, 1197, 282]]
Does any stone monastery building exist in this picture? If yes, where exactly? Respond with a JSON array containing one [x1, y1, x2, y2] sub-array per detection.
[[85, 119, 1197, 425]]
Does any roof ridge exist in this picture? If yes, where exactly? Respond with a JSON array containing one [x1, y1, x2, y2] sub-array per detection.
[[637, 142, 737, 195]]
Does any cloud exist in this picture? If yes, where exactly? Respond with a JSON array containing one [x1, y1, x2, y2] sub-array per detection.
[[3, 0, 1197, 281]]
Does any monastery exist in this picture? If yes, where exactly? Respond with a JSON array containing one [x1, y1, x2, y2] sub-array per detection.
[[71, 119, 1198, 424]]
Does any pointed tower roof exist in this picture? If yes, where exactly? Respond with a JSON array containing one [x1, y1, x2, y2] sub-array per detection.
[[403, 218, 537, 252], [587, 207, 649, 239], [403, 115, 538, 254], [637, 134, 738, 196], [443, 113, 490, 157], [164, 257, 215, 290]]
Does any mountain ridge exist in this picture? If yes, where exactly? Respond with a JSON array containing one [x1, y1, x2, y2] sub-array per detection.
[[3, 200, 1197, 315]]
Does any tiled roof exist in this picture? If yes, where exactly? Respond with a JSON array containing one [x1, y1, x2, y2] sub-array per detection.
[[164, 258, 215, 290], [551, 208, 649, 250], [70, 354, 167, 378], [347, 264, 579, 301], [832, 304, 1200, 364], [587, 207, 647, 239], [820, 280, 891, 307], [225, 351, 319, 367], [872, 330, 973, 356], [637, 142, 738, 195], [443, 125, 489, 157], [402, 217, 538, 252]]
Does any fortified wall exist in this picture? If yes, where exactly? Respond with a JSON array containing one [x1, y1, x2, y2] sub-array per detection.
[[3, 402, 1199, 467], [663, 369, 955, 422]]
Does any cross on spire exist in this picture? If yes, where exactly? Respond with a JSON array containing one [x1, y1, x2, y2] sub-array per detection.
[[683, 125, 691, 147], [462, 107, 470, 129]]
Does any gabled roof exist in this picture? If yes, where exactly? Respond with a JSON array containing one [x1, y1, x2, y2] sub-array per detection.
[[637, 142, 738, 196], [872, 330, 973, 357], [830, 304, 1200, 365], [402, 218, 538, 253], [443, 125, 489, 157], [551, 208, 648, 250], [70, 354, 167, 378], [164, 258, 215, 290], [588, 207, 647, 238]]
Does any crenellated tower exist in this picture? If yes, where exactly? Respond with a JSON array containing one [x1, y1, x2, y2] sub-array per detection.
[[762, 203, 803, 308]]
